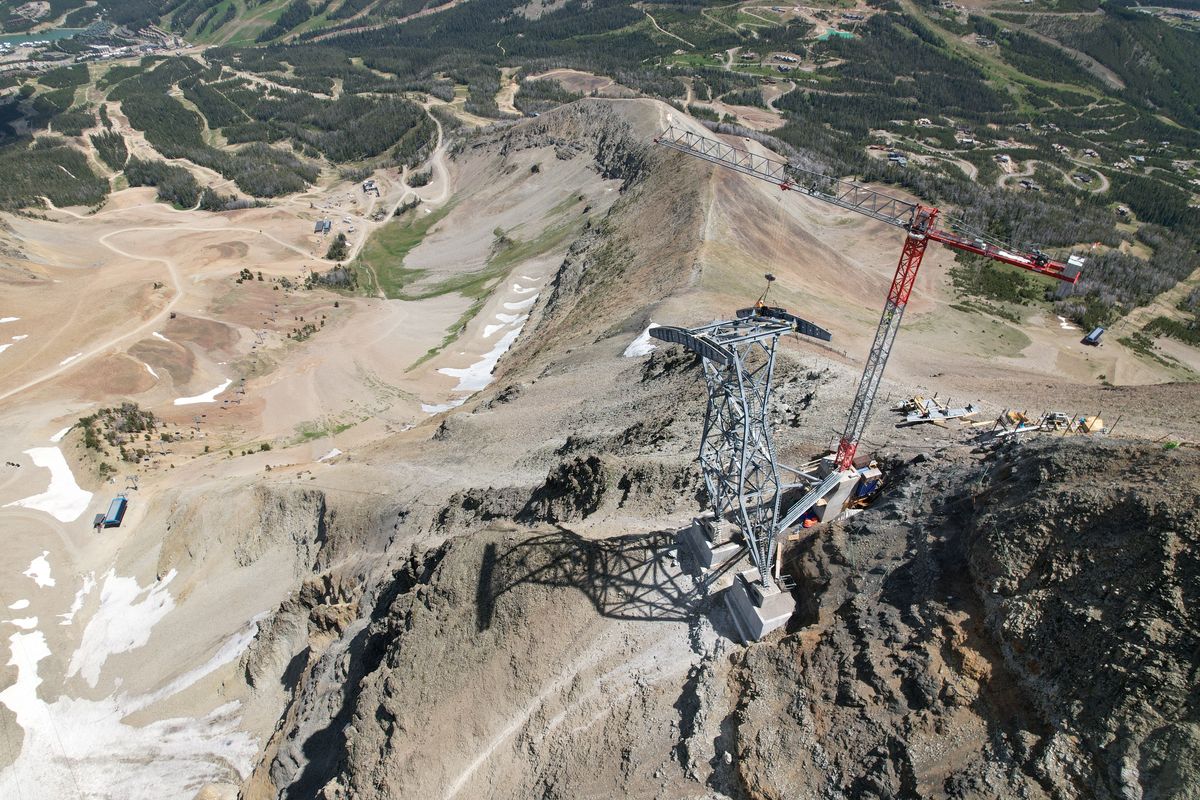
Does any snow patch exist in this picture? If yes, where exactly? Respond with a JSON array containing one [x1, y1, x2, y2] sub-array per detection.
[[511, 283, 538, 294], [439, 323, 526, 393], [8, 600, 29, 611], [22, 552, 55, 588], [0, 317, 18, 323], [59, 353, 82, 366], [0, 344, 10, 355], [152, 331, 170, 341], [49, 426, 71, 443], [11, 334, 27, 341], [421, 397, 468, 414], [173, 378, 232, 406], [519, 275, 542, 281], [66, 569, 178, 688], [58, 572, 96, 626], [3, 448, 93, 523], [10, 617, 36, 630], [316, 448, 342, 463], [502, 295, 538, 311], [143, 362, 159, 380], [483, 314, 526, 339], [623, 323, 660, 358], [0, 617, 262, 799], [1057, 316, 1079, 331]]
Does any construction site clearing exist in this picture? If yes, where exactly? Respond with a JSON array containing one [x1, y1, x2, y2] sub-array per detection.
[[651, 126, 1107, 640]]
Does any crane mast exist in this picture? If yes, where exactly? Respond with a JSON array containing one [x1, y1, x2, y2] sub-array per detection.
[[653, 125, 1082, 474], [835, 206, 936, 469]]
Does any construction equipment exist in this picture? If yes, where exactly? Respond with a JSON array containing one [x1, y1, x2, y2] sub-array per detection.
[[987, 409, 1106, 440], [894, 395, 979, 427], [654, 126, 1083, 474]]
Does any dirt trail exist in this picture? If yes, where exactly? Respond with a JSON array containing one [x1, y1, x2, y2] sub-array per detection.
[[995, 13, 1124, 91], [340, 104, 450, 268], [643, 9, 695, 48], [1064, 158, 1110, 192], [996, 158, 1037, 187], [762, 79, 794, 112], [701, 5, 741, 36], [0, 226, 183, 404], [496, 67, 521, 117], [215, 0, 293, 46], [1112, 264, 1200, 336], [307, 0, 469, 43]]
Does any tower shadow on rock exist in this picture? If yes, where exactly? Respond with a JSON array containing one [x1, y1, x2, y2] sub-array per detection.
[[476, 527, 710, 632]]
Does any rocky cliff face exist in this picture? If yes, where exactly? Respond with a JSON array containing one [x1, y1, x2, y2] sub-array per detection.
[[245, 435, 1198, 800], [965, 440, 1199, 800], [728, 439, 1199, 800]]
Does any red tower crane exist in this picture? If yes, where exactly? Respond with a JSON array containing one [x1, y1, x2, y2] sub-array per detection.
[[654, 126, 1084, 471]]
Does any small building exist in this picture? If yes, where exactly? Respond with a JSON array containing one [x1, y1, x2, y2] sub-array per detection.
[[1082, 327, 1105, 346], [314, 219, 332, 234], [102, 496, 128, 528]]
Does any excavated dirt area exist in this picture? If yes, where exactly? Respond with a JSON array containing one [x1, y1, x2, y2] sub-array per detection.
[[1, 98, 1198, 800]]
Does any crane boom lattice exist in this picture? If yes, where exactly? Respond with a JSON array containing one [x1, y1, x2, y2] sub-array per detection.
[[655, 126, 917, 227], [836, 210, 934, 469]]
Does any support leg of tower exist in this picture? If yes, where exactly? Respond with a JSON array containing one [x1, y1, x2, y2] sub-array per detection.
[[723, 568, 796, 642], [679, 517, 743, 570]]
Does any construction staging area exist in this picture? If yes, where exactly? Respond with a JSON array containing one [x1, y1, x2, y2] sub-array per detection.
[[0, 100, 1197, 798], [651, 128, 1093, 639]]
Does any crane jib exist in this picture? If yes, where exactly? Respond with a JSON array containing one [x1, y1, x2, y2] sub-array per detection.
[[655, 128, 915, 229], [654, 126, 1083, 284]]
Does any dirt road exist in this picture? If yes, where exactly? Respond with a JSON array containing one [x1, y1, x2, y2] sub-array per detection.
[[643, 9, 695, 48]]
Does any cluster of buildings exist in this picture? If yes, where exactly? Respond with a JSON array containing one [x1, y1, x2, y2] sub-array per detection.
[[0, 20, 182, 76]]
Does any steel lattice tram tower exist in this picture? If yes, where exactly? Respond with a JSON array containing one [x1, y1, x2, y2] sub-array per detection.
[[652, 306, 831, 587]]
